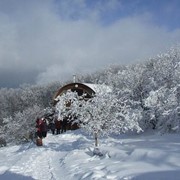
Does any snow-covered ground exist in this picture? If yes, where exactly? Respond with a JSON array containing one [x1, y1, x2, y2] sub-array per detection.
[[0, 130, 180, 180]]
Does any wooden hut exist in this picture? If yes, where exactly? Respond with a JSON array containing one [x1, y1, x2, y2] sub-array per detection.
[[53, 82, 112, 131], [53, 82, 96, 105]]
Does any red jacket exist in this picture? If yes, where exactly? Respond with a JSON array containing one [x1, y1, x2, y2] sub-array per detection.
[[36, 119, 43, 132]]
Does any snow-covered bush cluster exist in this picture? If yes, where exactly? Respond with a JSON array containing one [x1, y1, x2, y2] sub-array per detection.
[[79, 46, 180, 134], [0, 82, 61, 145], [0, 46, 180, 146]]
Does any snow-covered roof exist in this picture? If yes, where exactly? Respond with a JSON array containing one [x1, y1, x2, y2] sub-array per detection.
[[84, 83, 112, 94], [53, 83, 113, 105]]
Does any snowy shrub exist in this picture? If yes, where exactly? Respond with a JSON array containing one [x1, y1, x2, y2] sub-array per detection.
[[3, 105, 45, 144], [157, 107, 180, 133], [144, 85, 180, 133], [0, 132, 6, 147]]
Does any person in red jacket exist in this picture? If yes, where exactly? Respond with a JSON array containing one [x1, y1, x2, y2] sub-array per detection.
[[36, 118, 43, 139], [41, 118, 48, 138]]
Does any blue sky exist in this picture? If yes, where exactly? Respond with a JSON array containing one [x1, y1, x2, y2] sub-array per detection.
[[54, 0, 180, 29], [0, 0, 180, 87]]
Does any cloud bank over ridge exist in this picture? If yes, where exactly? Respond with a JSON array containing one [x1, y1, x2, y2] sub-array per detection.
[[0, 0, 180, 87]]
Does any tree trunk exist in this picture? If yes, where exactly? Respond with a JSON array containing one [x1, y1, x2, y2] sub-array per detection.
[[94, 132, 98, 147]]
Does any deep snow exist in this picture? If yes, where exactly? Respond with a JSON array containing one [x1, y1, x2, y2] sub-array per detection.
[[0, 130, 180, 180]]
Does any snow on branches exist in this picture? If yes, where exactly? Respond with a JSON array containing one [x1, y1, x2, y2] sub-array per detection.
[[55, 88, 142, 146]]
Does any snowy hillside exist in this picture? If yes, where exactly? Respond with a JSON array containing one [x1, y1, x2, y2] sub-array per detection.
[[0, 130, 180, 180]]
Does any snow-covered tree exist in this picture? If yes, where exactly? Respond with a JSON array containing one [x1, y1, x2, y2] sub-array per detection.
[[56, 89, 142, 147]]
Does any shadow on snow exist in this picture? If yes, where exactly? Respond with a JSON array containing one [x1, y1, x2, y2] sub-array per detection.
[[0, 171, 34, 180], [131, 170, 180, 180]]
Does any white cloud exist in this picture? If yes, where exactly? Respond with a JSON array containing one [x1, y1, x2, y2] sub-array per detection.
[[0, 0, 180, 87]]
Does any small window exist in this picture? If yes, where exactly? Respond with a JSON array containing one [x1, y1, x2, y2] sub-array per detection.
[[71, 88, 83, 96]]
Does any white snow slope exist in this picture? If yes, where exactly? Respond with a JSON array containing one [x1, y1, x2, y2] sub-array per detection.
[[0, 130, 180, 180]]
